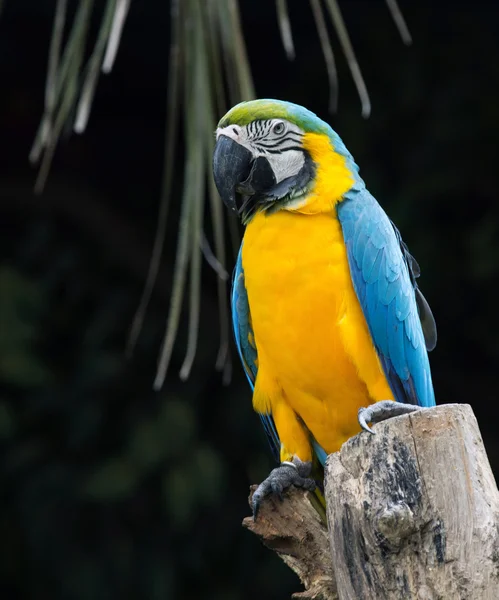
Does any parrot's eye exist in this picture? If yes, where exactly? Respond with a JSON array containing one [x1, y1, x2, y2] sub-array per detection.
[[272, 121, 285, 135]]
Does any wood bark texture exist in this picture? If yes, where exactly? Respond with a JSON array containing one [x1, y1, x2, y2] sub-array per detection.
[[243, 486, 337, 599], [244, 404, 499, 600], [326, 403, 499, 599]]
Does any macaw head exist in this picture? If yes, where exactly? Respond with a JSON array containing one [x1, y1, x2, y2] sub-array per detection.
[[212, 99, 363, 222]]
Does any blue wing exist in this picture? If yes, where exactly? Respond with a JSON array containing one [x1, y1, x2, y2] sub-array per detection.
[[337, 188, 436, 407], [232, 247, 281, 459]]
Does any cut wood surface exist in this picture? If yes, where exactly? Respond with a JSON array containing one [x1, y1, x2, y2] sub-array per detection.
[[244, 404, 499, 600], [243, 486, 337, 599]]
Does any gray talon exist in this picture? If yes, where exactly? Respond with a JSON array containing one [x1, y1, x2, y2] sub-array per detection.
[[252, 457, 315, 519], [358, 400, 422, 434]]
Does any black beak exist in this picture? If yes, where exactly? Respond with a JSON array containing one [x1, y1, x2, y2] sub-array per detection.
[[213, 135, 253, 212], [213, 135, 276, 215]]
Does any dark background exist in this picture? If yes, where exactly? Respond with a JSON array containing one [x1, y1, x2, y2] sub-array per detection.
[[1, 1, 499, 599]]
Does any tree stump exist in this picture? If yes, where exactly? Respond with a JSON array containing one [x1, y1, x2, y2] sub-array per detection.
[[244, 404, 499, 599]]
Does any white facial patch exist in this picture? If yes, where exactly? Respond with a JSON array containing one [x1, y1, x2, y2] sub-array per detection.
[[216, 119, 306, 184], [265, 149, 304, 184]]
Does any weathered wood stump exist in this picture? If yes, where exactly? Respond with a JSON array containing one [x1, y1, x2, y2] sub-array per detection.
[[243, 486, 337, 600], [244, 404, 499, 599]]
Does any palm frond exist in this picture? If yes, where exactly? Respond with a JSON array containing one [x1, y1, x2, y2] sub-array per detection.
[[275, 0, 295, 60], [31, 0, 95, 191], [102, 0, 132, 73], [126, 0, 182, 359], [74, 0, 117, 133], [153, 0, 246, 388], [324, 0, 371, 118], [386, 0, 412, 46], [310, 0, 338, 114]]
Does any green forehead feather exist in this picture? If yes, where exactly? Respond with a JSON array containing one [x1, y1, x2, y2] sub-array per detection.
[[218, 99, 330, 135]]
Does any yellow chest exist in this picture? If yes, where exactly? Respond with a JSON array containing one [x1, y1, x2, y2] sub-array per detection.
[[241, 209, 392, 453], [242, 209, 353, 388]]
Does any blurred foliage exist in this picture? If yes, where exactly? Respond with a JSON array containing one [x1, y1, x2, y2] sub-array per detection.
[[1, 2, 499, 600], [0, 228, 230, 599], [0, 267, 51, 386]]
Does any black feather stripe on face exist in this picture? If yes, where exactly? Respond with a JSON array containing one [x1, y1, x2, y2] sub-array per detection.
[[245, 120, 304, 156], [252, 145, 304, 155]]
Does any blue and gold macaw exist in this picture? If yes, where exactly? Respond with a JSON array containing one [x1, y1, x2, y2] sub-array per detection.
[[212, 100, 437, 516]]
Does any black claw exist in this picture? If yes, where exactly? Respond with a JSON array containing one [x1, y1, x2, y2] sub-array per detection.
[[251, 489, 264, 520], [251, 459, 315, 519], [304, 479, 316, 492]]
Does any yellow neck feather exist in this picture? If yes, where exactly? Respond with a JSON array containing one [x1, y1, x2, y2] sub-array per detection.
[[289, 132, 354, 214]]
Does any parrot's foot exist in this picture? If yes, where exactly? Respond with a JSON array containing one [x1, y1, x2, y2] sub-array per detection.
[[251, 457, 316, 520], [358, 400, 423, 434]]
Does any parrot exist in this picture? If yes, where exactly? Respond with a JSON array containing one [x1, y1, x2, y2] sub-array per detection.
[[212, 99, 437, 518]]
